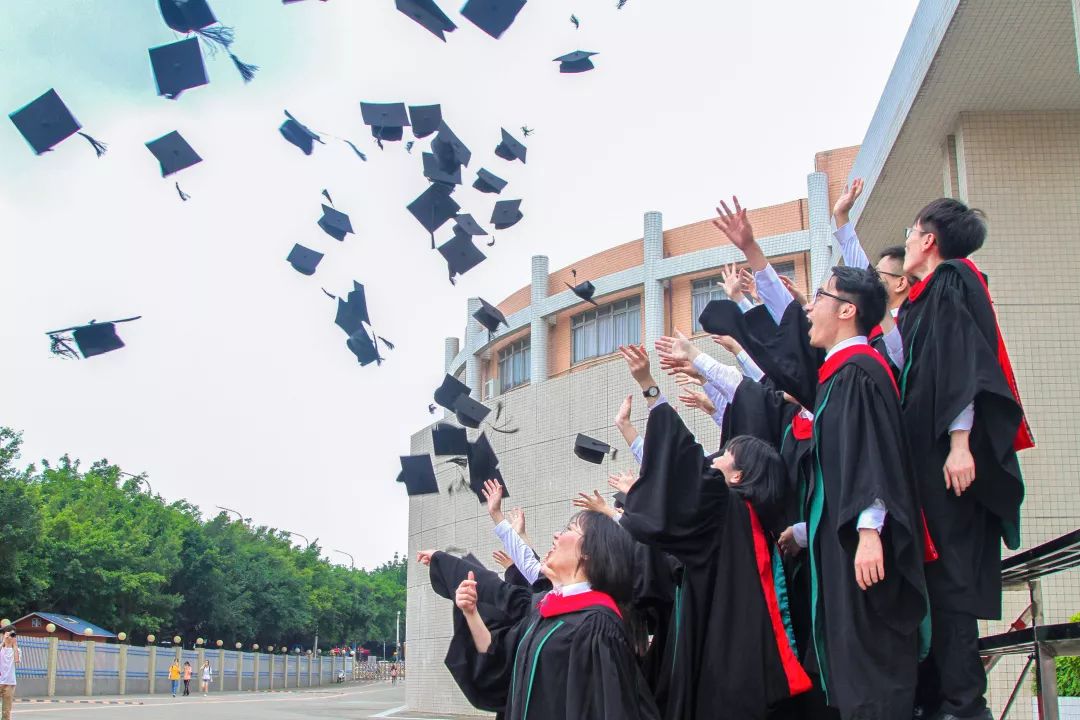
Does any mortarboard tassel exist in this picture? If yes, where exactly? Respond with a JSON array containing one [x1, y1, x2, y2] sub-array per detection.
[[228, 52, 259, 83], [375, 137, 385, 151], [77, 132, 108, 157], [322, 189, 334, 205], [321, 288, 337, 300], [343, 140, 367, 161], [377, 336, 395, 351], [609, 448, 618, 460], [196, 25, 236, 48], [175, 182, 191, 201]]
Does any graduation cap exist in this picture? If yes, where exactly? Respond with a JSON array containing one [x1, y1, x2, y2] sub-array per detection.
[[434, 373, 471, 411], [438, 231, 487, 284], [8, 89, 107, 157], [360, 102, 410, 143], [453, 394, 492, 429], [473, 168, 507, 194], [279, 110, 324, 155], [422, 152, 462, 186], [148, 38, 209, 99], [318, 204, 354, 241], [494, 128, 527, 163], [566, 279, 598, 306], [467, 433, 508, 503], [395, 0, 457, 41], [553, 50, 598, 73], [432, 422, 469, 456], [45, 316, 141, 360], [453, 214, 488, 237], [347, 327, 383, 366], [158, 0, 258, 82], [145, 131, 202, 177], [408, 104, 442, 138], [472, 298, 507, 333], [408, 183, 461, 243], [491, 199, 523, 230], [431, 122, 471, 171], [460, 0, 527, 39], [334, 282, 370, 335], [398, 455, 439, 496], [574, 433, 611, 464], [286, 244, 323, 275]]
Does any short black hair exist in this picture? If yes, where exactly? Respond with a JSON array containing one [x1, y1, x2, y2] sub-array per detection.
[[878, 245, 905, 263], [831, 265, 887, 336], [915, 198, 986, 259], [724, 435, 787, 524]]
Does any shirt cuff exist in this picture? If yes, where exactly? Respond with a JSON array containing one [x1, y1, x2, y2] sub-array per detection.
[[753, 264, 795, 325], [629, 436, 644, 465], [736, 351, 764, 382], [833, 222, 872, 270], [882, 325, 904, 368], [949, 402, 975, 433], [737, 296, 755, 313], [856, 499, 888, 533], [792, 522, 808, 548]]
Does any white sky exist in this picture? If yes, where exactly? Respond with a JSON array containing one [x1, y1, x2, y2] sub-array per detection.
[[0, 0, 918, 569]]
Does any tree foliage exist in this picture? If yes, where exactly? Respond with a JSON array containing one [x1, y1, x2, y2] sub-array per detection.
[[0, 428, 405, 654]]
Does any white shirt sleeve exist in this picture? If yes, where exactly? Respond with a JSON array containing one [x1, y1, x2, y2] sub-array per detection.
[[700, 382, 730, 429], [949, 402, 975, 433], [753, 264, 796, 325], [493, 520, 541, 585], [792, 522, 808, 548], [737, 296, 755, 313], [856, 499, 888, 533], [629, 436, 644, 464], [735, 350, 765, 382], [834, 222, 872, 270], [691, 353, 743, 403], [882, 326, 904, 368]]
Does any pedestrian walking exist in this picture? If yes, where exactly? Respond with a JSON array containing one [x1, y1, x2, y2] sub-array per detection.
[[167, 660, 180, 697], [390, 663, 398, 686], [1, 631, 20, 720], [182, 662, 192, 696], [200, 660, 212, 695]]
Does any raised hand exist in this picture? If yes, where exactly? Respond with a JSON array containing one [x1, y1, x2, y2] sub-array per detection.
[[614, 394, 633, 429], [416, 549, 436, 566], [618, 344, 655, 388], [713, 197, 755, 251], [779, 274, 807, 307], [506, 507, 526, 537], [832, 178, 864, 226], [674, 371, 704, 388], [607, 470, 637, 494], [678, 389, 716, 417], [656, 328, 699, 375], [720, 263, 744, 302], [455, 571, 479, 615], [711, 334, 744, 356], [482, 479, 505, 524], [492, 550, 513, 570], [738, 269, 758, 302], [573, 490, 616, 518]]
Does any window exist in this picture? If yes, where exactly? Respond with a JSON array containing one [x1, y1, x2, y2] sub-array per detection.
[[691, 260, 800, 332], [31, 618, 41, 628], [571, 297, 641, 363], [498, 338, 530, 393]]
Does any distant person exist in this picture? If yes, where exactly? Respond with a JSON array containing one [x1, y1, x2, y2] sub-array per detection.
[[200, 660, 213, 695], [1, 630, 20, 720], [182, 661, 192, 696], [168, 659, 181, 698], [390, 663, 398, 685]]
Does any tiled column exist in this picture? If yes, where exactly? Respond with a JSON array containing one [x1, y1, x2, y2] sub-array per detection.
[[643, 211, 665, 345], [443, 338, 459, 374], [807, 171, 833, 288], [464, 298, 482, 397], [530, 255, 550, 383]]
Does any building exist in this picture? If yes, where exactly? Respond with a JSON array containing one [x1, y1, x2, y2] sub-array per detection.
[[11, 612, 118, 643], [406, 0, 1080, 717]]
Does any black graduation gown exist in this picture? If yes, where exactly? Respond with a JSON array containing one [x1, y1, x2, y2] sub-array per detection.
[[620, 403, 811, 720], [632, 545, 682, 716], [436, 554, 660, 720], [505, 553, 555, 595], [897, 260, 1029, 619]]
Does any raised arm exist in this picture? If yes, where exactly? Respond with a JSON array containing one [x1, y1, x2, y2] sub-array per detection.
[[832, 179, 872, 270]]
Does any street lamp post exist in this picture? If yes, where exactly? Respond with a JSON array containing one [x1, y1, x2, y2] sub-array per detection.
[[216, 506, 247, 523], [118, 471, 152, 495], [284, 530, 310, 546], [396, 611, 400, 659], [332, 549, 355, 569]]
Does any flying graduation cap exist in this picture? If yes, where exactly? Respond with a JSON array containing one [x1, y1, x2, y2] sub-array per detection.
[[408, 104, 442, 138], [467, 432, 509, 503], [422, 152, 462, 186], [453, 214, 488, 237], [491, 199, 523, 230], [46, 316, 142, 360], [574, 433, 612, 464], [438, 230, 487, 284], [494, 128, 527, 163], [553, 50, 598, 73], [408, 183, 461, 246], [360, 102, 410, 144], [279, 110, 324, 155], [431, 122, 472, 172], [334, 282, 370, 335], [145, 131, 202, 200], [566, 279, 598, 306], [432, 422, 469, 456], [398, 455, 440, 496], [318, 204, 354, 241], [460, 0, 527, 39], [9, 89, 107, 157], [430, 374, 491, 427], [434, 373, 471, 411], [395, 0, 457, 41], [157, 0, 258, 82], [148, 38, 210, 99], [473, 168, 507, 194], [472, 298, 507, 333], [286, 244, 323, 275]]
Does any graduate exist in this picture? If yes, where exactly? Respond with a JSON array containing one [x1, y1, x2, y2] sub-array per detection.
[[420, 508, 660, 720], [880, 198, 1031, 720], [611, 344, 810, 720], [709, 197, 927, 720]]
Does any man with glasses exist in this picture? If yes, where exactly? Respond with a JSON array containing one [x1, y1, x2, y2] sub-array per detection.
[[878, 198, 1032, 720], [711, 197, 927, 720]]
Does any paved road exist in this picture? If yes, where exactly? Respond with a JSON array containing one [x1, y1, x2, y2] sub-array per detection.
[[9, 682, 470, 719]]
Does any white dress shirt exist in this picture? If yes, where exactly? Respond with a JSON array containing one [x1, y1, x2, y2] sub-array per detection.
[[493, 519, 542, 585], [557, 581, 592, 597], [737, 296, 755, 313], [753, 264, 797, 325], [834, 222, 871, 270]]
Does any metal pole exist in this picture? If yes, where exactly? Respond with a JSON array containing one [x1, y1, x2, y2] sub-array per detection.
[[215, 506, 245, 522], [284, 530, 310, 546], [396, 611, 400, 657], [332, 549, 355, 569], [118, 470, 151, 495]]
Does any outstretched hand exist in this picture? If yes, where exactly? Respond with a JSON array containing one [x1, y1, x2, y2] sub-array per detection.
[[615, 394, 633, 428], [416, 549, 436, 566], [455, 571, 478, 615], [506, 507, 527, 537], [492, 550, 513, 570], [656, 328, 699, 375], [720, 263, 744, 302], [618, 344, 654, 387], [674, 371, 704, 388], [608, 470, 637, 494], [482, 479, 504, 524], [713, 197, 755, 250], [832, 178, 864, 225], [779, 274, 807, 307], [711, 334, 743, 356], [678, 389, 716, 417], [573, 490, 617, 519]]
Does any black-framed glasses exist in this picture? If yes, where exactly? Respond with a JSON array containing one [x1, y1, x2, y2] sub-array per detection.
[[877, 269, 905, 280], [813, 288, 853, 305]]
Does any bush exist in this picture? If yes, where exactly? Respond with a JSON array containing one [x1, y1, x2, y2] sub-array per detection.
[[1058, 613, 1080, 697]]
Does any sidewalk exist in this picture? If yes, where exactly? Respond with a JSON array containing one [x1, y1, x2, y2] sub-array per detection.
[[14, 678, 380, 705]]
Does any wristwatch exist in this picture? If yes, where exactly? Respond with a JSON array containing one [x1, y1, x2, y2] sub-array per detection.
[[642, 385, 660, 399]]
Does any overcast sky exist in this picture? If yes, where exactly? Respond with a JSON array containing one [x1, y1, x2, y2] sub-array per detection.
[[0, 0, 919, 569]]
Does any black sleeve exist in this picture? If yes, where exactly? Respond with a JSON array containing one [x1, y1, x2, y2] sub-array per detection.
[[445, 608, 532, 713], [429, 551, 534, 625], [565, 613, 662, 720]]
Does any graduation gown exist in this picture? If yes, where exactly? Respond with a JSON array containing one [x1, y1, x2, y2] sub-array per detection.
[[619, 403, 811, 720], [435, 552, 660, 720], [897, 259, 1030, 619]]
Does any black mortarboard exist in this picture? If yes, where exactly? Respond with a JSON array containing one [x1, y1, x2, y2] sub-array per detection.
[[473, 168, 507, 194], [347, 328, 381, 366], [407, 183, 461, 235], [395, 0, 457, 41], [145, 131, 202, 176], [318, 204, 353, 241], [9, 89, 86, 155], [467, 433, 508, 503], [360, 102, 410, 143], [279, 110, 323, 155], [453, 394, 491, 429], [286, 244, 323, 275], [494, 128, 527, 163], [490, 199, 523, 230], [73, 323, 126, 358], [432, 422, 469, 456], [453, 214, 488, 237], [472, 298, 507, 333], [434, 373, 470, 411], [399, 455, 439, 496], [574, 433, 610, 464], [460, 0, 527, 39], [158, 0, 217, 32], [422, 152, 462, 186], [335, 282, 370, 335], [438, 231, 487, 282], [408, 104, 442, 138], [553, 50, 597, 73], [431, 122, 471, 170], [566, 280, 598, 306], [149, 37, 209, 99]]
